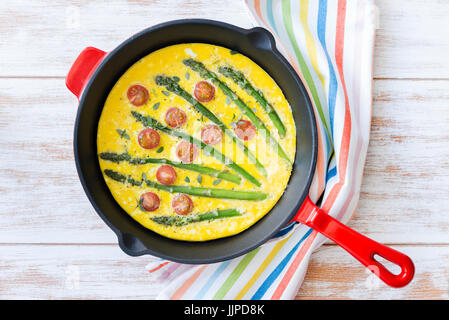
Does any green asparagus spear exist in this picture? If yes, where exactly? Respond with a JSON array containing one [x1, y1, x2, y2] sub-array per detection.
[[103, 169, 267, 200], [218, 66, 287, 138], [104, 169, 143, 186], [98, 152, 131, 163], [183, 58, 291, 164], [131, 111, 261, 187], [150, 208, 242, 226], [98, 152, 241, 184], [155, 75, 267, 176]]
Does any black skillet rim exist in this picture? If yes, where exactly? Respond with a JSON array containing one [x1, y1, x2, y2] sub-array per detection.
[[73, 19, 318, 264]]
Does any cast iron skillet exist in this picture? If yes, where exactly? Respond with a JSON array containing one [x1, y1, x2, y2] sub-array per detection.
[[66, 19, 414, 288]]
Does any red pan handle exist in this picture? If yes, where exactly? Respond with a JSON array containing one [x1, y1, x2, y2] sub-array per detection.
[[292, 196, 415, 288], [66, 47, 107, 99]]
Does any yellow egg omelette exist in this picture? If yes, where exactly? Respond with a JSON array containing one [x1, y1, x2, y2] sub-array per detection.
[[97, 43, 296, 241]]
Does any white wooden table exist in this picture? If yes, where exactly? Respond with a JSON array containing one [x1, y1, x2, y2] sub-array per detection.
[[1, 0, 449, 299]]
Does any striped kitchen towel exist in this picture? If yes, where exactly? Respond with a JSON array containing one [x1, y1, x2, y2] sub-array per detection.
[[147, 0, 376, 299]]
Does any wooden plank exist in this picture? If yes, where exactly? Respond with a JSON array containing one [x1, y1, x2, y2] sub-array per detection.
[[1, 77, 448, 244], [0, 78, 116, 243], [0, 244, 164, 299], [296, 244, 449, 300], [1, 0, 449, 78], [0, 0, 447, 301], [374, 0, 449, 79], [0, 244, 446, 299], [0, 0, 253, 77], [350, 79, 449, 244]]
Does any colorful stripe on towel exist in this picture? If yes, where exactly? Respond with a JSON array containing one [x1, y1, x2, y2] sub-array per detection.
[[148, 0, 375, 300]]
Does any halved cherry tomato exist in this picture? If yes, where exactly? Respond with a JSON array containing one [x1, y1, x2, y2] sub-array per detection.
[[234, 119, 256, 141], [201, 124, 223, 145], [194, 81, 215, 102], [176, 141, 198, 164], [172, 194, 193, 215], [138, 128, 160, 149], [156, 165, 177, 185], [127, 84, 149, 106], [165, 107, 187, 128], [139, 192, 160, 212]]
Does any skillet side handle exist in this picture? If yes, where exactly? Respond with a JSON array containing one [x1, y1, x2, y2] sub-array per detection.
[[66, 47, 107, 99], [293, 196, 415, 288]]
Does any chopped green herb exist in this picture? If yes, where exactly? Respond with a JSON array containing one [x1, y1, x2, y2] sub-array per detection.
[[161, 90, 170, 96], [173, 76, 180, 82], [184, 176, 190, 183], [185, 72, 190, 80], [137, 197, 146, 212], [152, 102, 160, 110], [116, 129, 130, 140], [197, 174, 202, 184], [212, 179, 222, 186], [156, 146, 164, 153], [230, 50, 238, 55], [225, 97, 231, 105]]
